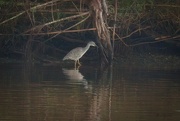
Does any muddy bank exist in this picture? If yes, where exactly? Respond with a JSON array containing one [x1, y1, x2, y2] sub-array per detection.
[[114, 53, 180, 70], [0, 52, 179, 70]]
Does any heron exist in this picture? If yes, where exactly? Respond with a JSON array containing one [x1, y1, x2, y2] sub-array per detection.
[[63, 41, 97, 67]]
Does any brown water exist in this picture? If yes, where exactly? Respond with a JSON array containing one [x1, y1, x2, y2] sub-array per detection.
[[0, 63, 180, 121]]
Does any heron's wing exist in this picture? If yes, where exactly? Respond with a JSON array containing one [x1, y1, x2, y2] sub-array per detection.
[[63, 47, 83, 60]]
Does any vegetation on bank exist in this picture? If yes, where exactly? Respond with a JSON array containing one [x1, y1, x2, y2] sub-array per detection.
[[0, 0, 179, 65]]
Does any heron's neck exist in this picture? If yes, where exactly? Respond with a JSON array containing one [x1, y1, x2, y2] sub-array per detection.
[[83, 44, 91, 52]]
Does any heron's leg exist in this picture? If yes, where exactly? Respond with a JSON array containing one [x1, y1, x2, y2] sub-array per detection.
[[76, 65, 80, 70], [77, 60, 81, 66], [75, 60, 77, 69]]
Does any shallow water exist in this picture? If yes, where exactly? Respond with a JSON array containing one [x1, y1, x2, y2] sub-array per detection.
[[0, 63, 180, 121]]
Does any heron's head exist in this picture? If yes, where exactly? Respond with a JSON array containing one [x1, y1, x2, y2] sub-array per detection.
[[88, 41, 96, 47]]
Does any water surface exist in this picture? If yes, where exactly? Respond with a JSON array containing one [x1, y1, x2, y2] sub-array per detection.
[[0, 63, 180, 121]]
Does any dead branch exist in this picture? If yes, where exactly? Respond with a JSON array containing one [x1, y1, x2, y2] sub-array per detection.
[[121, 26, 151, 39], [24, 12, 90, 33], [44, 13, 90, 42], [0, 0, 61, 26], [128, 35, 180, 46], [22, 28, 96, 36]]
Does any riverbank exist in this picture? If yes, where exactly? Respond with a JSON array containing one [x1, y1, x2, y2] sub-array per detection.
[[115, 53, 180, 70], [0, 52, 180, 70]]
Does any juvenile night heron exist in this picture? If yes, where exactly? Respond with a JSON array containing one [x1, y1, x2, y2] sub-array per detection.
[[63, 41, 96, 67]]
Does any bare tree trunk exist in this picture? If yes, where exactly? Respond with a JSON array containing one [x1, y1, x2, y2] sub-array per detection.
[[90, 0, 113, 66]]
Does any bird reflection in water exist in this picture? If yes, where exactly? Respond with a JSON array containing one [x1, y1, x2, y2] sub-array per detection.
[[62, 68, 91, 90]]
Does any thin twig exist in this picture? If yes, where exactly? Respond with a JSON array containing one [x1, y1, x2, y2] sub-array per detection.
[[121, 26, 151, 39], [0, 12, 24, 25], [112, 0, 118, 54], [44, 13, 90, 42], [24, 12, 90, 33], [128, 35, 180, 46], [0, 0, 61, 26]]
